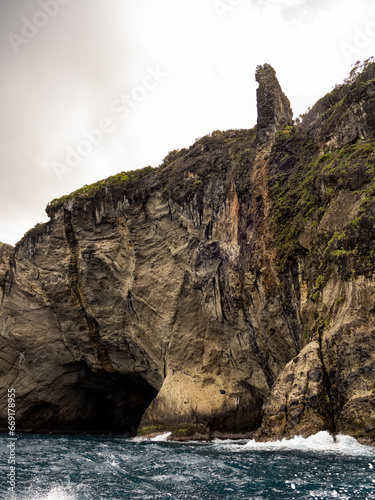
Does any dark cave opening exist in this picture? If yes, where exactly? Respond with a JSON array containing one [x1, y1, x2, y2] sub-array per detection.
[[18, 363, 158, 436], [72, 367, 159, 435]]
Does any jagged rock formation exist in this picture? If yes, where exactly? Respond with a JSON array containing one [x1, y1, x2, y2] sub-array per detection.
[[255, 64, 293, 143], [0, 61, 375, 444]]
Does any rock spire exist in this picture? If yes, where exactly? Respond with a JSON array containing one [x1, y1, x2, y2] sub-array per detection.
[[255, 63, 293, 143]]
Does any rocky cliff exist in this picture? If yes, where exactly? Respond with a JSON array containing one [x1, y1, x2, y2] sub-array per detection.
[[1, 61, 375, 444]]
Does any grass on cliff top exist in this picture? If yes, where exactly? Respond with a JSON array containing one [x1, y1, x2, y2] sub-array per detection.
[[46, 129, 254, 212], [20, 222, 48, 243], [47, 167, 156, 211]]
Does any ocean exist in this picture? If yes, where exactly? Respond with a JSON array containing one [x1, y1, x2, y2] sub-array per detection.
[[0, 431, 374, 499]]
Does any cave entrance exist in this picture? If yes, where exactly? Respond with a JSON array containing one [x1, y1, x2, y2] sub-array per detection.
[[17, 362, 159, 435], [68, 364, 158, 436]]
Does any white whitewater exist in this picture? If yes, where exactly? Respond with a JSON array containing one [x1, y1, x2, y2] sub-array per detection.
[[150, 431, 172, 442], [30, 486, 78, 500], [240, 431, 374, 455]]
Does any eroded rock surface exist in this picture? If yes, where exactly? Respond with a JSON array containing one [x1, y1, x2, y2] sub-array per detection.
[[1, 61, 375, 443], [256, 63, 293, 143]]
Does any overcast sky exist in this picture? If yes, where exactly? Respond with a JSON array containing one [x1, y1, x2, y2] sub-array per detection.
[[1, 0, 374, 245]]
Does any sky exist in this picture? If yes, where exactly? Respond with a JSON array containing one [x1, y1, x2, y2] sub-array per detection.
[[0, 0, 374, 246]]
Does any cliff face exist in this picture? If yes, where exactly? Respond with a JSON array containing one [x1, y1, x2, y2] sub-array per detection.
[[1, 62, 375, 443]]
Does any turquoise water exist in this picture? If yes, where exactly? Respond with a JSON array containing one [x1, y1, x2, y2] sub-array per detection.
[[0, 431, 374, 499]]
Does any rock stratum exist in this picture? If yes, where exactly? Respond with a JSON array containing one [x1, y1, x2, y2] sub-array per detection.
[[1, 61, 375, 444]]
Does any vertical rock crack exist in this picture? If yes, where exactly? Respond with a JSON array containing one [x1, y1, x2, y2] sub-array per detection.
[[63, 209, 112, 371]]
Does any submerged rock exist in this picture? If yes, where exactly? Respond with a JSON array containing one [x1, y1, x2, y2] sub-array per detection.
[[1, 61, 375, 444]]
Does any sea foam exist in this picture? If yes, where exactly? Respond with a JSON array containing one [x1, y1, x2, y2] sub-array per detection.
[[131, 431, 172, 442], [150, 431, 172, 442], [28, 485, 78, 500], [239, 431, 374, 455]]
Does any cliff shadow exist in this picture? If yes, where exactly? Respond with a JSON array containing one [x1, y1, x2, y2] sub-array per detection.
[[12, 362, 158, 436]]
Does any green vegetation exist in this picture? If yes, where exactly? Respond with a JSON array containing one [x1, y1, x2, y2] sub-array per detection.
[[299, 57, 375, 129], [318, 152, 335, 164], [312, 290, 320, 302], [21, 222, 46, 241], [336, 296, 345, 305], [269, 132, 322, 270], [323, 315, 332, 328], [275, 125, 294, 142], [137, 425, 164, 436], [159, 149, 187, 168], [137, 423, 207, 437], [310, 274, 326, 302], [303, 312, 332, 342], [308, 314, 333, 340], [47, 167, 155, 211], [350, 215, 362, 228], [331, 249, 347, 257], [270, 133, 375, 275], [269, 61, 375, 279], [315, 275, 325, 288], [171, 424, 207, 437], [45, 128, 257, 215], [324, 231, 346, 254]]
